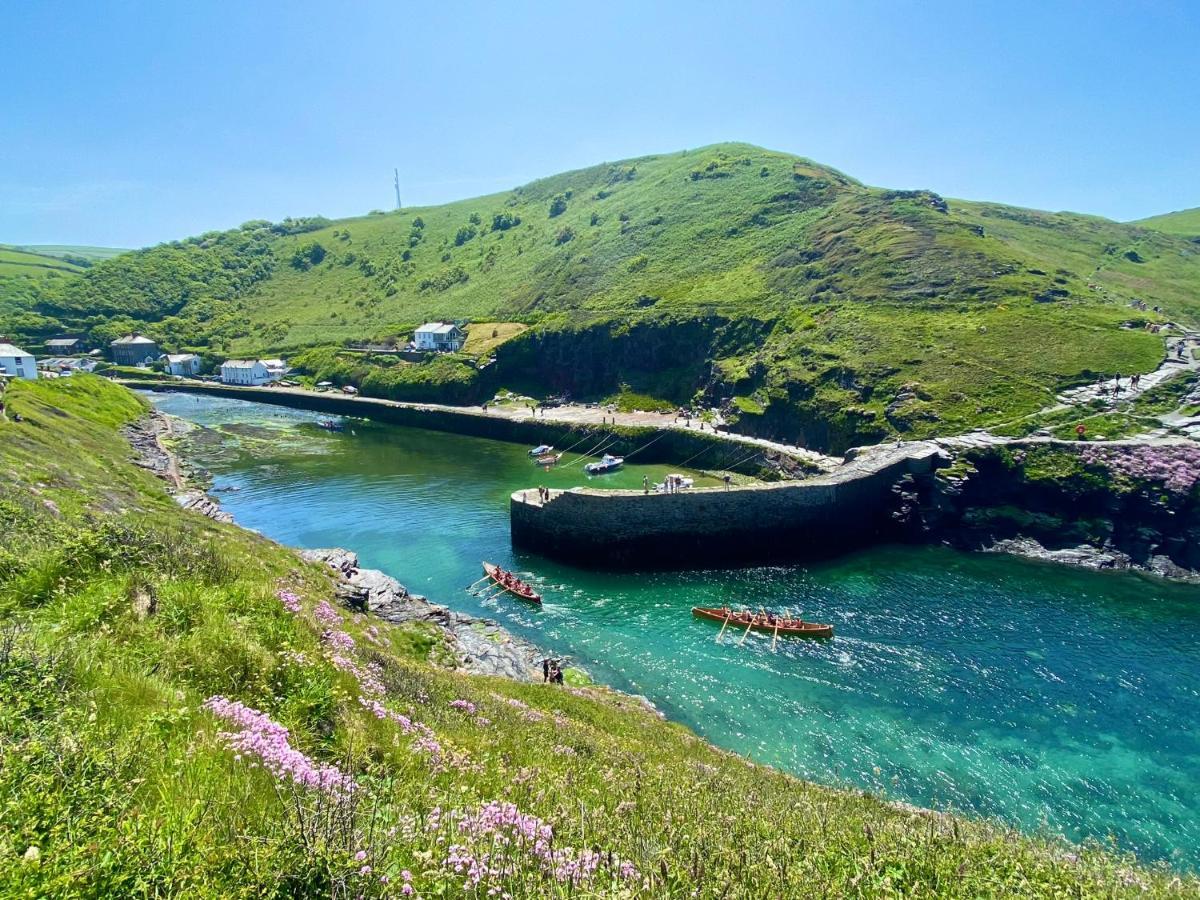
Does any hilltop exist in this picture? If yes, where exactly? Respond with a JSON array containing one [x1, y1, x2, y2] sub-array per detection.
[[1134, 208, 1200, 239], [5, 143, 1199, 451], [0, 375, 1191, 897]]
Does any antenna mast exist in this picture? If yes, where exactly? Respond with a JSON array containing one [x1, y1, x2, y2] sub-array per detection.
[[393, 168, 402, 211]]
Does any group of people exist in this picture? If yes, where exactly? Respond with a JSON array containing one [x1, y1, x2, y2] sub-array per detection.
[[717, 606, 801, 628], [535, 485, 551, 503], [541, 658, 565, 684]]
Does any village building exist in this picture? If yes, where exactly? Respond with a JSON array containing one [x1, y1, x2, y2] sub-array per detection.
[[220, 359, 275, 386], [45, 337, 85, 354], [37, 357, 98, 375], [165, 353, 203, 377], [261, 358, 289, 380], [0, 343, 38, 380], [413, 322, 466, 352], [110, 333, 161, 366]]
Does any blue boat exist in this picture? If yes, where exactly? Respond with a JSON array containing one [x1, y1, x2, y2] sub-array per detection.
[[584, 454, 624, 475]]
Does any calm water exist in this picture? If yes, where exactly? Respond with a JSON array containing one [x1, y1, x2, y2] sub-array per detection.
[[151, 391, 1200, 868]]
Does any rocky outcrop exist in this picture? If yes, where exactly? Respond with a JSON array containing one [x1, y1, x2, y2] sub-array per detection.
[[921, 443, 1200, 583], [300, 548, 551, 681]]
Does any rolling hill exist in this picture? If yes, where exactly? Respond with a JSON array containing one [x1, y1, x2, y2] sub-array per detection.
[[1134, 207, 1200, 238], [5, 143, 1199, 450]]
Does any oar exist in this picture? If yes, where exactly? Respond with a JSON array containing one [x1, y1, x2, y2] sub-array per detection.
[[771, 619, 781, 653], [738, 611, 754, 646], [716, 611, 733, 644], [466, 575, 490, 591]]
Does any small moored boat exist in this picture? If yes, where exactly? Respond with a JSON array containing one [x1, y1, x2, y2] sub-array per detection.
[[584, 454, 624, 475], [317, 419, 345, 432], [482, 561, 542, 604], [528, 444, 553, 457], [536, 451, 562, 466], [692, 606, 833, 639]]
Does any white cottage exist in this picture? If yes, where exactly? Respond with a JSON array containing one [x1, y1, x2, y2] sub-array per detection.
[[220, 359, 272, 385], [165, 353, 202, 377], [0, 343, 37, 380], [413, 322, 465, 352]]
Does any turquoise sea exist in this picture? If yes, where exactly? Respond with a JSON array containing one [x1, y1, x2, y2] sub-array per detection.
[[150, 391, 1200, 868]]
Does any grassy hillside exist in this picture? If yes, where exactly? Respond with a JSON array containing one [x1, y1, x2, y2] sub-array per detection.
[[1134, 208, 1200, 239], [4, 143, 1199, 449], [0, 246, 85, 321], [2, 243, 128, 263], [0, 376, 1192, 897]]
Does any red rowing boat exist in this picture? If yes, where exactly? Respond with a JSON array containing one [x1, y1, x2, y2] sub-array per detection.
[[482, 562, 542, 604], [692, 606, 832, 639]]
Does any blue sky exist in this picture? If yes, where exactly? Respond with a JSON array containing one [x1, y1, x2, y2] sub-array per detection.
[[2, 0, 1196, 248]]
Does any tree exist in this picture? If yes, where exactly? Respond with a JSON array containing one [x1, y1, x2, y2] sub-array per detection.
[[549, 195, 568, 218]]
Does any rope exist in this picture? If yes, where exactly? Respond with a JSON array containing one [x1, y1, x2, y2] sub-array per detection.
[[622, 431, 668, 460], [553, 428, 595, 457], [675, 442, 716, 469], [563, 434, 617, 467]]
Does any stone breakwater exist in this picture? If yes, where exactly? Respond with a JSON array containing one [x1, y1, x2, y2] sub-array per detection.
[[512, 441, 946, 568], [299, 548, 550, 681]]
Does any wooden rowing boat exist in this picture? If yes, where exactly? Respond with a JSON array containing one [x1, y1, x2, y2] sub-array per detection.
[[692, 606, 832, 638], [482, 561, 542, 604]]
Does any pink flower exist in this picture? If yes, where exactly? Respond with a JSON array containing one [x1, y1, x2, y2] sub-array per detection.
[[313, 599, 342, 627], [449, 699, 477, 714], [277, 590, 301, 613], [202, 696, 356, 797], [354, 850, 367, 862], [359, 865, 371, 876]]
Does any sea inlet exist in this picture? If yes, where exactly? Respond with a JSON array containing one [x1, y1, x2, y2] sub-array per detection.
[[149, 391, 1200, 869]]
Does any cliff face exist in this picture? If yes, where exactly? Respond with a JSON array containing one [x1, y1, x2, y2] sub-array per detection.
[[923, 443, 1200, 580]]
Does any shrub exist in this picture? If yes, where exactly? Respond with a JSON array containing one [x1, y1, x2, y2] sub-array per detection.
[[548, 195, 568, 218]]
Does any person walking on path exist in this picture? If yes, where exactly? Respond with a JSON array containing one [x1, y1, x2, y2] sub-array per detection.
[[723, 474, 732, 491], [643, 475, 649, 495]]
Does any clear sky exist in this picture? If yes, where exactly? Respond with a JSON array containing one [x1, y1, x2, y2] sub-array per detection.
[[2, 0, 1197, 248]]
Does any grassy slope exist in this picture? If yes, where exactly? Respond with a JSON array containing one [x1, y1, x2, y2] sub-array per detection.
[[5, 143, 1199, 447], [1133, 208, 1200, 238], [0, 247, 84, 317], [2, 244, 129, 263], [0, 376, 1191, 897]]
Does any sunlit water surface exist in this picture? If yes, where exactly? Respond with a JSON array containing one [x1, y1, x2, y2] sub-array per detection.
[[150, 391, 1200, 868]]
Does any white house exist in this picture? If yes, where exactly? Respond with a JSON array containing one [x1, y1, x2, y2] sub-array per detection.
[[0, 343, 38, 380], [413, 322, 466, 352], [220, 359, 273, 386], [165, 353, 202, 377], [261, 358, 289, 380]]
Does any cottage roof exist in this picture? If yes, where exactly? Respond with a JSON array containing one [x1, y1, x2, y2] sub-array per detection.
[[221, 359, 261, 369], [416, 322, 460, 335], [45, 338, 80, 347], [166, 353, 199, 364], [112, 334, 158, 345], [261, 358, 286, 368], [0, 343, 31, 357]]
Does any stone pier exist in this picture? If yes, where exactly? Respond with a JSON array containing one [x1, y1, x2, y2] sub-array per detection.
[[511, 442, 946, 568]]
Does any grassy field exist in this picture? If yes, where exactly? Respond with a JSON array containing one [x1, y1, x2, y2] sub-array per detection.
[[0, 375, 1193, 897], [1133, 208, 1200, 238], [1, 243, 128, 263], [4, 143, 1198, 449]]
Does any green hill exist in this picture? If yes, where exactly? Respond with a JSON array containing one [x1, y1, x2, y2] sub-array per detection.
[[1133, 208, 1200, 238], [5, 143, 1199, 450], [5, 243, 129, 264], [0, 245, 85, 320], [0, 375, 1190, 897]]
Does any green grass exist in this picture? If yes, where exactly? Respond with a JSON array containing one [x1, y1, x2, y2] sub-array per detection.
[[1133, 208, 1200, 238], [4, 143, 1199, 451], [1, 376, 1194, 897]]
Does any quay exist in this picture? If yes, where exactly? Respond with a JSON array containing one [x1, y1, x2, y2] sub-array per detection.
[[511, 441, 946, 568]]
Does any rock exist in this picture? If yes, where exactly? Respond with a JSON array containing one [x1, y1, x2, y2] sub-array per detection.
[[302, 547, 550, 681]]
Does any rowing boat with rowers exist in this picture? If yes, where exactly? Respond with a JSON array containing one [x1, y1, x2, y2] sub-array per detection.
[[482, 561, 542, 604], [692, 606, 833, 638]]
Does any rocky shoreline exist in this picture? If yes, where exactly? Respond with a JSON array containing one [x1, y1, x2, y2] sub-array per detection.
[[126, 410, 556, 682]]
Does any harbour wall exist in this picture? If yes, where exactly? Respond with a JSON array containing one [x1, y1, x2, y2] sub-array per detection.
[[511, 442, 946, 568], [124, 381, 813, 476]]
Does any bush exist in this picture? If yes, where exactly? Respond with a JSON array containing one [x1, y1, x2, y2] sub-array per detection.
[[291, 242, 327, 270], [548, 195, 568, 218], [554, 227, 575, 246]]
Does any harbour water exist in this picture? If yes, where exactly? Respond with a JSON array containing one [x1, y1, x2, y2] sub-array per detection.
[[150, 391, 1200, 868]]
